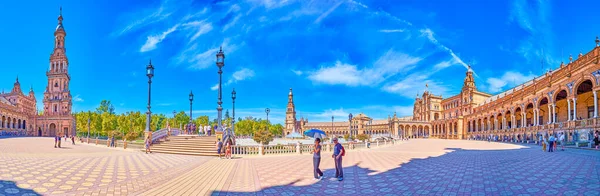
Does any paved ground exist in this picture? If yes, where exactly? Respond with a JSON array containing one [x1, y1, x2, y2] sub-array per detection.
[[0, 137, 599, 196]]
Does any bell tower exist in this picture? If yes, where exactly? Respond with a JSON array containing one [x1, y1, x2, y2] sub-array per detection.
[[38, 7, 75, 137], [284, 88, 297, 135]]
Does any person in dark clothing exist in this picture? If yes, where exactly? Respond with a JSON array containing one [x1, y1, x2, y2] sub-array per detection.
[[311, 138, 323, 180], [332, 138, 344, 181], [216, 138, 223, 159]]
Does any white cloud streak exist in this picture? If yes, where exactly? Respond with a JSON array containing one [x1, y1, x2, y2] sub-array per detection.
[[140, 24, 179, 52], [486, 71, 536, 93], [307, 50, 422, 86]]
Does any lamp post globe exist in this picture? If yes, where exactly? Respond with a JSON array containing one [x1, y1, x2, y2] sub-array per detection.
[[145, 60, 154, 136], [265, 108, 270, 131]]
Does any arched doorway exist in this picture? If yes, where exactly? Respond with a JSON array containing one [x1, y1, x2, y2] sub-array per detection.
[[38, 127, 42, 136], [49, 123, 57, 136]]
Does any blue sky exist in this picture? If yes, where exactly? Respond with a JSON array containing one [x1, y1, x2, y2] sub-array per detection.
[[1, 0, 599, 125]]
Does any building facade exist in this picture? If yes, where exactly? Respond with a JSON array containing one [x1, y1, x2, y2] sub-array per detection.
[[0, 8, 75, 137], [285, 38, 600, 143], [283, 88, 429, 138]]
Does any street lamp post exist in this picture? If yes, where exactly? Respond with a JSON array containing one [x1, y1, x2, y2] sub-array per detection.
[[189, 91, 194, 135], [348, 113, 353, 138], [265, 108, 270, 131], [216, 47, 225, 130], [232, 89, 236, 134], [331, 116, 334, 135], [189, 91, 194, 122], [145, 60, 154, 135]]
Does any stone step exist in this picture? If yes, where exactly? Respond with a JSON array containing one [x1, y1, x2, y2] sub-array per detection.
[[154, 143, 216, 147], [151, 148, 218, 154], [152, 146, 216, 151], [149, 149, 220, 156]]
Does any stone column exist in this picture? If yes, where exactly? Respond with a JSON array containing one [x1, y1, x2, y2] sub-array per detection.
[[522, 112, 526, 127], [567, 99, 571, 121], [594, 90, 598, 118], [573, 98, 577, 120], [548, 104, 552, 124], [457, 116, 464, 139], [552, 104, 557, 123]]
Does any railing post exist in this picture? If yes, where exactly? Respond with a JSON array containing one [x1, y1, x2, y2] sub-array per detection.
[[124, 140, 127, 149], [259, 144, 264, 155], [377, 141, 379, 147], [296, 142, 301, 154]]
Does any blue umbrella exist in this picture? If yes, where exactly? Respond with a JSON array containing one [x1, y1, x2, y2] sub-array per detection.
[[304, 129, 327, 138]]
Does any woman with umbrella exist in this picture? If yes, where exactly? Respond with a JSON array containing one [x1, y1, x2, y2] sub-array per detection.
[[305, 129, 326, 180]]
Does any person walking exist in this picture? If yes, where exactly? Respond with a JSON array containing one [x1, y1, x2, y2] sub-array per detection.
[[71, 135, 75, 145], [58, 135, 62, 148], [225, 140, 232, 159], [559, 132, 565, 151], [332, 138, 344, 181], [54, 136, 58, 148], [145, 135, 152, 154], [216, 138, 223, 159], [542, 135, 547, 152], [311, 138, 324, 180], [548, 134, 555, 152], [594, 131, 600, 150]]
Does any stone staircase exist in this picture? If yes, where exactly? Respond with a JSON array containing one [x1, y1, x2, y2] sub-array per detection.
[[150, 135, 219, 156]]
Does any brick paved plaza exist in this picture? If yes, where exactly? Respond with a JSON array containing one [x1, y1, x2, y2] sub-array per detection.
[[1, 137, 599, 196]]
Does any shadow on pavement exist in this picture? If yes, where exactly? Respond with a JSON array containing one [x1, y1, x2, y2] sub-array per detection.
[[210, 146, 600, 195], [0, 180, 41, 196]]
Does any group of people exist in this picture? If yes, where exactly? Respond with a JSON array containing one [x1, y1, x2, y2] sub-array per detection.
[[311, 137, 345, 181], [540, 132, 566, 152], [216, 138, 232, 159], [54, 135, 75, 148]]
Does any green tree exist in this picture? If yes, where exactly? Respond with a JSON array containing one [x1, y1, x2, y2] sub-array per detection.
[[253, 129, 274, 145], [96, 100, 115, 114], [356, 134, 370, 142]]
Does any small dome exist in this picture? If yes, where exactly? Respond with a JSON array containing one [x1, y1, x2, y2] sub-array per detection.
[[56, 24, 64, 31]]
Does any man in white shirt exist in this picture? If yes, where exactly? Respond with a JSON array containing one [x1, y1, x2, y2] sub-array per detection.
[[559, 133, 565, 151]]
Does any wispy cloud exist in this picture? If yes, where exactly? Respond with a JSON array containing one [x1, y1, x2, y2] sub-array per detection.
[[379, 29, 405, 33], [486, 71, 536, 93], [157, 103, 174, 106], [420, 28, 471, 72], [210, 68, 255, 91], [307, 50, 422, 86], [175, 38, 241, 70], [113, 0, 174, 36], [182, 20, 213, 42], [382, 72, 448, 99], [509, 0, 558, 70], [140, 24, 179, 52], [314, 1, 344, 24], [291, 69, 303, 76], [73, 94, 84, 102]]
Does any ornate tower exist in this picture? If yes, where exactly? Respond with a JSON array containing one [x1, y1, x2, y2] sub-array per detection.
[[38, 7, 75, 137], [284, 88, 297, 135]]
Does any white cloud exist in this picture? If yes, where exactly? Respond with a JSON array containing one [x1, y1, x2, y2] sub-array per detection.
[[420, 28, 471, 73], [182, 20, 213, 42], [382, 72, 448, 98], [508, 0, 558, 68], [73, 94, 84, 102], [379, 29, 405, 33], [307, 50, 422, 86], [314, 1, 344, 24], [210, 84, 219, 91], [114, 0, 173, 36], [210, 68, 256, 91], [140, 24, 179, 52], [433, 59, 457, 71], [486, 71, 536, 93], [223, 14, 242, 32], [175, 38, 241, 70], [291, 69, 303, 76]]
